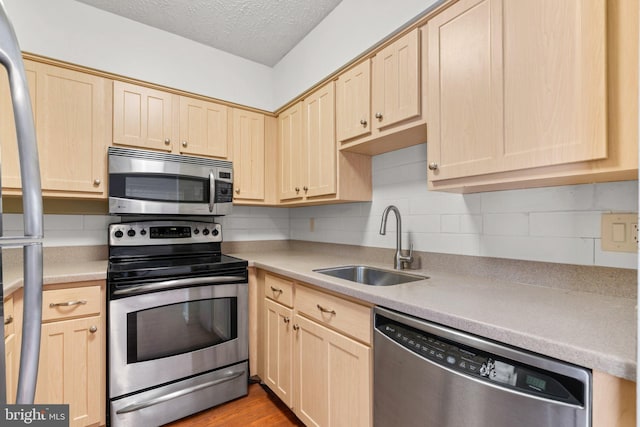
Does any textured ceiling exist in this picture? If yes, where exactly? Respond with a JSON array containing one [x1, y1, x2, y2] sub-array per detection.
[[73, 0, 343, 67]]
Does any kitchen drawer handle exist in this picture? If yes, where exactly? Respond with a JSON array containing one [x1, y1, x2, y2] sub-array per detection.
[[316, 304, 336, 315], [270, 286, 283, 295], [4, 315, 13, 325], [49, 300, 87, 308], [283, 317, 290, 324]]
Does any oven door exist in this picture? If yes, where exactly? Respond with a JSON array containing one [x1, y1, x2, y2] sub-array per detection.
[[109, 282, 248, 398]]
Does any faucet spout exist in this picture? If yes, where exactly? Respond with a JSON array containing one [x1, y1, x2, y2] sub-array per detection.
[[379, 205, 413, 270]]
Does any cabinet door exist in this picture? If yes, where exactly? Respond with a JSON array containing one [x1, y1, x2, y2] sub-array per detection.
[[0, 60, 37, 191], [303, 81, 336, 198], [372, 28, 420, 130], [232, 109, 265, 201], [113, 81, 174, 151], [294, 315, 371, 427], [499, 0, 607, 170], [427, 0, 606, 182], [427, 0, 501, 181], [278, 101, 304, 201], [36, 316, 103, 427], [264, 299, 293, 407], [179, 97, 229, 158], [35, 63, 109, 195], [4, 333, 16, 404], [336, 60, 371, 142]]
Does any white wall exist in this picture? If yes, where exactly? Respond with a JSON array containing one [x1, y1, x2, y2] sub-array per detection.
[[272, 0, 441, 108], [291, 145, 638, 269], [3, 0, 275, 110]]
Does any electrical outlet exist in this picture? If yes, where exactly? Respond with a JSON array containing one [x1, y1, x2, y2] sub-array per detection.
[[601, 213, 638, 252], [309, 218, 315, 232]]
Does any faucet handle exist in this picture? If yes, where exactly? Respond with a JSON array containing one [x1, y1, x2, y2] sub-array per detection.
[[408, 243, 414, 260]]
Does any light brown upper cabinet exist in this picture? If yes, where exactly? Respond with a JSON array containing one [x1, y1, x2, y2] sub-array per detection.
[[278, 101, 304, 201], [232, 108, 268, 203], [337, 28, 427, 155], [279, 81, 335, 203], [179, 97, 229, 158], [278, 81, 371, 206], [372, 28, 420, 131], [113, 81, 231, 159], [426, 0, 635, 192], [1, 60, 111, 199], [113, 81, 174, 152], [336, 60, 371, 142]]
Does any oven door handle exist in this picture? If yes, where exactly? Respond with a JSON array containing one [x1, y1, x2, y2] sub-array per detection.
[[115, 370, 245, 414], [112, 275, 246, 296]]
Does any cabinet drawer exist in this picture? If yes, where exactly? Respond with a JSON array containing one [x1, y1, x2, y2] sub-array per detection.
[[295, 284, 371, 344], [4, 296, 14, 336], [264, 273, 294, 307], [42, 286, 101, 322]]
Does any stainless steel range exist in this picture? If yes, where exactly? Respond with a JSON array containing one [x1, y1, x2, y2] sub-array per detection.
[[107, 220, 248, 427]]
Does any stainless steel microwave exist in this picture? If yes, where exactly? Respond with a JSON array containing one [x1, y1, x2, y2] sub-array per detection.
[[108, 147, 233, 216]]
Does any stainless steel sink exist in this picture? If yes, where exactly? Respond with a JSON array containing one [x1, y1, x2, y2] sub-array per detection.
[[313, 265, 427, 286]]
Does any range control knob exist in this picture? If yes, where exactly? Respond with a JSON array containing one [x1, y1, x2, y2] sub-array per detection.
[[127, 229, 136, 237], [212, 228, 219, 236], [140, 229, 147, 236], [193, 228, 200, 235], [202, 228, 210, 236], [114, 230, 124, 238]]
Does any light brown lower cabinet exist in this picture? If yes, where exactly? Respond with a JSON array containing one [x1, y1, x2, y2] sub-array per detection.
[[34, 281, 106, 427], [592, 370, 636, 427], [4, 294, 18, 403], [259, 271, 372, 427]]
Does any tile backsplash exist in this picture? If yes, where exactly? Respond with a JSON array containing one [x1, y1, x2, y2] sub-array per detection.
[[4, 144, 637, 269], [290, 144, 638, 269]]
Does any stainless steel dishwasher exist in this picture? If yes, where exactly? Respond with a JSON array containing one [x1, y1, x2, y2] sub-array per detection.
[[374, 307, 591, 427]]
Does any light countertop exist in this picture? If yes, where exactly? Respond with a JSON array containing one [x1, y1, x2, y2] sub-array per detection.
[[1, 248, 635, 381], [230, 249, 636, 382]]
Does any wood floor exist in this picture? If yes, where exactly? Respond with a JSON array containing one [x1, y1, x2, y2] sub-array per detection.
[[166, 383, 305, 427]]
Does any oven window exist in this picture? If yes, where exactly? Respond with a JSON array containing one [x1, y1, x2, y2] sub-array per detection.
[[127, 297, 237, 363], [110, 174, 209, 203]]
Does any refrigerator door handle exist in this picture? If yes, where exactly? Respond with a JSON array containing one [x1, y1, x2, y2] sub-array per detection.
[[0, 2, 44, 405]]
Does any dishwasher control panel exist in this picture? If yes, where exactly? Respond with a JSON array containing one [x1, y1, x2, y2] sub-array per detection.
[[377, 319, 584, 405]]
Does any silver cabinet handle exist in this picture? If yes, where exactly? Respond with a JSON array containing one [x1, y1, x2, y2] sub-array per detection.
[[182, 140, 188, 147], [270, 286, 283, 295], [4, 315, 13, 325], [283, 317, 290, 324], [49, 300, 87, 308], [375, 112, 383, 120], [164, 138, 171, 145], [360, 119, 367, 127], [93, 178, 101, 186], [317, 304, 336, 315], [428, 162, 438, 171], [89, 325, 97, 333]]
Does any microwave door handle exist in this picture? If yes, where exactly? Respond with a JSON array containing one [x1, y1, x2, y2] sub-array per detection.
[[209, 170, 215, 213]]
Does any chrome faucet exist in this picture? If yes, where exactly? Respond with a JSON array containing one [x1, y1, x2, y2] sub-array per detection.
[[379, 205, 413, 270]]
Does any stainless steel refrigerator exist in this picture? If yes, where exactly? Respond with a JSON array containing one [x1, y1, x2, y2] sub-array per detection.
[[0, 0, 44, 405]]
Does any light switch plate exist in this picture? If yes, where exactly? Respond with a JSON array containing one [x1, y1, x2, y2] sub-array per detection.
[[601, 213, 638, 252]]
